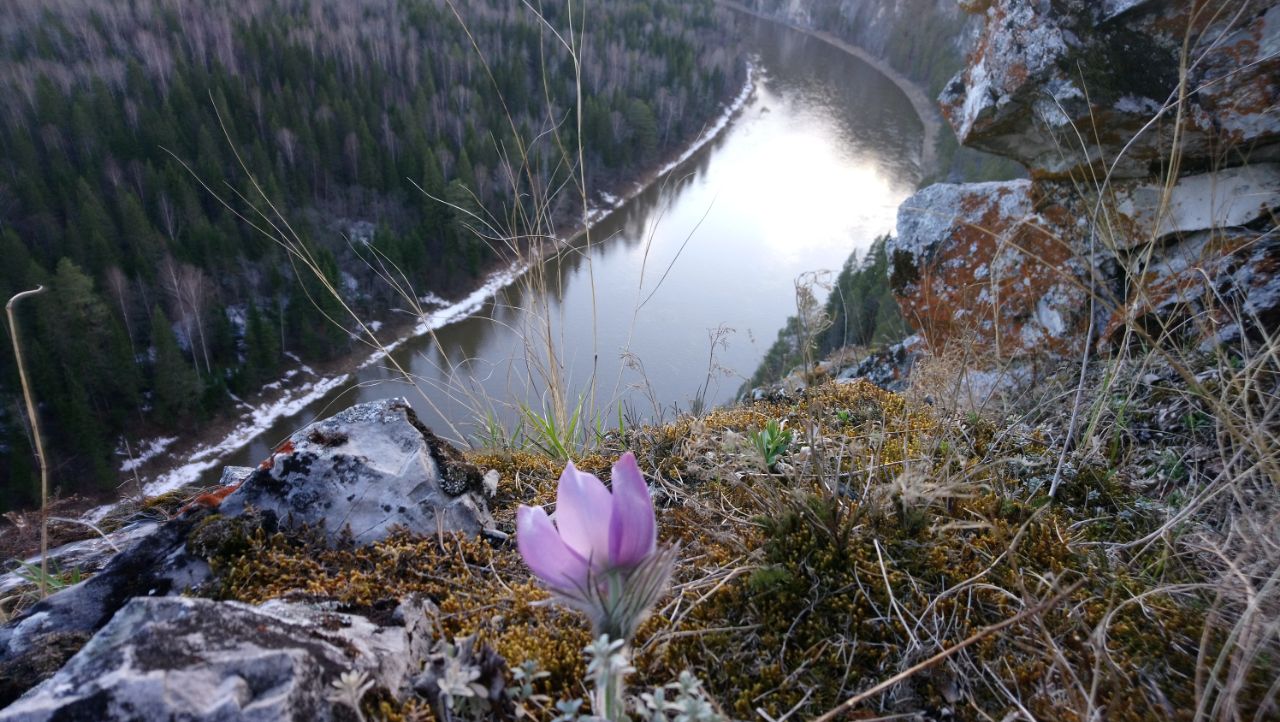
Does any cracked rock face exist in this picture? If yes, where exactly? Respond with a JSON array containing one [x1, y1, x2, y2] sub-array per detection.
[[1102, 229, 1280, 350], [0, 516, 212, 684], [0, 596, 432, 722], [890, 1, 1280, 366], [941, 0, 1280, 178], [219, 398, 493, 544]]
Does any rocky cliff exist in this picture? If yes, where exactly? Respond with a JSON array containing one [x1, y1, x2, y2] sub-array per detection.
[[890, 0, 1280, 363]]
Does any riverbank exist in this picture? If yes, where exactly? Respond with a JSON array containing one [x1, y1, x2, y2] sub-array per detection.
[[89, 63, 760, 514], [719, 0, 944, 178]]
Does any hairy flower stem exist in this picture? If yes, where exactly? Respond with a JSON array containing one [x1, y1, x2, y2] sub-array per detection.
[[596, 660, 626, 721], [586, 635, 634, 722]]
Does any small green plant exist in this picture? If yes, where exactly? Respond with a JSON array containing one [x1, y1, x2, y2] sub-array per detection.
[[520, 397, 586, 461], [472, 409, 527, 452], [419, 636, 503, 721], [1184, 410, 1210, 434], [750, 419, 793, 469], [0, 565, 73, 623], [584, 635, 633, 721], [507, 660, 551, 720], [636, 670, 724, 722], [12, 559, 81, 592], [551, 699, 584, 722]]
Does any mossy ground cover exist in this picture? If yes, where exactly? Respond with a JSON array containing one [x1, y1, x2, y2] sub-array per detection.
[[189, 379, 1270, 720]]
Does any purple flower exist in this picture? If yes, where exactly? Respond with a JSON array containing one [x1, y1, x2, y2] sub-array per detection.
[[516, 452, 674, 642], [517, 452, 656, 590]]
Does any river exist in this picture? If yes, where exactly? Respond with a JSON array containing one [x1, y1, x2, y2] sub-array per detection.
[[197, 14, 924, 482]]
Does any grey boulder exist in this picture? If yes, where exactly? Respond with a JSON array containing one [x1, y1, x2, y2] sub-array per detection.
[[219, 398, 493, 544], [0, 398, 489, 708]]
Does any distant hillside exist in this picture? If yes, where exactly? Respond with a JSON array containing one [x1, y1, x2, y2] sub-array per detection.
[[0, 0, 746, 509]]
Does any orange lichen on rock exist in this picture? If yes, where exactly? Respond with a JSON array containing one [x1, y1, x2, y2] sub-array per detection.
[[258, 439, 295, 471], [176, 481, 243, 516], [890, 180, 1088, 359]]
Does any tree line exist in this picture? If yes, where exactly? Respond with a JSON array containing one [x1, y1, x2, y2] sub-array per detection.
[[0, 0, 746, 510]]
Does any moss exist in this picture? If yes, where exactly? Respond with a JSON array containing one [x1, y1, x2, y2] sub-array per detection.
[[185, 380, 1267, 720]]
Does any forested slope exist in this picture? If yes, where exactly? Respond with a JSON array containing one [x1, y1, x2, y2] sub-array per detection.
[[0, 0, 745, 509]]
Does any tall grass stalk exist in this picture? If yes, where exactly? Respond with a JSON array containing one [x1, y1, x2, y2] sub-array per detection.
[[6, 286, 49, 598]]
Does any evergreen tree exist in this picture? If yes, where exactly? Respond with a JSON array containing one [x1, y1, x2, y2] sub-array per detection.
[[149, 305, 202, 424], [243, 300, 281, 387]]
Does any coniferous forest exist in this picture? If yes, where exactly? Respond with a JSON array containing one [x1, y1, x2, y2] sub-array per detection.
[[0, 0, 745, 509]]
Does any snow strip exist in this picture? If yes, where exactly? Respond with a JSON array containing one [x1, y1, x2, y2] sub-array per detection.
[[358, 262, 529, 370], [584, 62, 757, 227], [85, 373, 352, 522], [360, 62, 757, 372], [142, 374, 351, 496], [117, 436, 177, 474]]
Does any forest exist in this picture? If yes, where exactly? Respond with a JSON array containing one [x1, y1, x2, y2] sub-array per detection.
[[0, 0, 746, 509], [744, 236, 907, 392]]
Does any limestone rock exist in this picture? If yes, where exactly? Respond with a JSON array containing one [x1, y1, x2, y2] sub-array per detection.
[[1111, 164, 1280, 247], [835, 336, 924, 392], [218, 398, 493, 544], [0, 399, 488, 707], [941, 0, 1280, 177], [0, 596, 428, 722], [0, 514, 211, 674], [890, 180, 1092, 357]]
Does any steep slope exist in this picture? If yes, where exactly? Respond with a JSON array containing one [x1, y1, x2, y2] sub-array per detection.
[[0, 0, 747, 508]]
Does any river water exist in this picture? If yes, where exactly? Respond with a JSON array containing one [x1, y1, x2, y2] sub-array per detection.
[[207, 15, 923, 478]]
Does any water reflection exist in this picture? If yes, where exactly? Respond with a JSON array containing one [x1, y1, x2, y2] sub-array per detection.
[[215, 14, 922, 475]]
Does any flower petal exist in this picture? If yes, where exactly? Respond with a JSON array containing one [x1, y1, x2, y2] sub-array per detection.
[[555, 461, 614, 566], [516, 505, 589, 590], [608, 452, 656, 567]]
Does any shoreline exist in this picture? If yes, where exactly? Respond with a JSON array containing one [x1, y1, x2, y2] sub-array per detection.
[[719, 0, 944, 178], [95, 63, 760, 514]]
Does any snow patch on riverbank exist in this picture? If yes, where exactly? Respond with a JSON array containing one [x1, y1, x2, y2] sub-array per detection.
[[87, 373, 352, 522], [657, 62, 757, 176], [358, 262, 529, 371], [147, 373, 351, 495], [584, 62, 757, 226], [361, 62, 756, 370], [117, 437, 177, 474]]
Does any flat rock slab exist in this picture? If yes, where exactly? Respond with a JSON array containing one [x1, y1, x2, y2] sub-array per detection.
[[1112, 164, 1280, 246], [0, 596, 424, 722], [0, 515, 210, 669], [219, 398, 492, 544]]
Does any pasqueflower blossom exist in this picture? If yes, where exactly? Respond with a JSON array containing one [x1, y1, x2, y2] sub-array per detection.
[[516, 452, 675, 642]]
